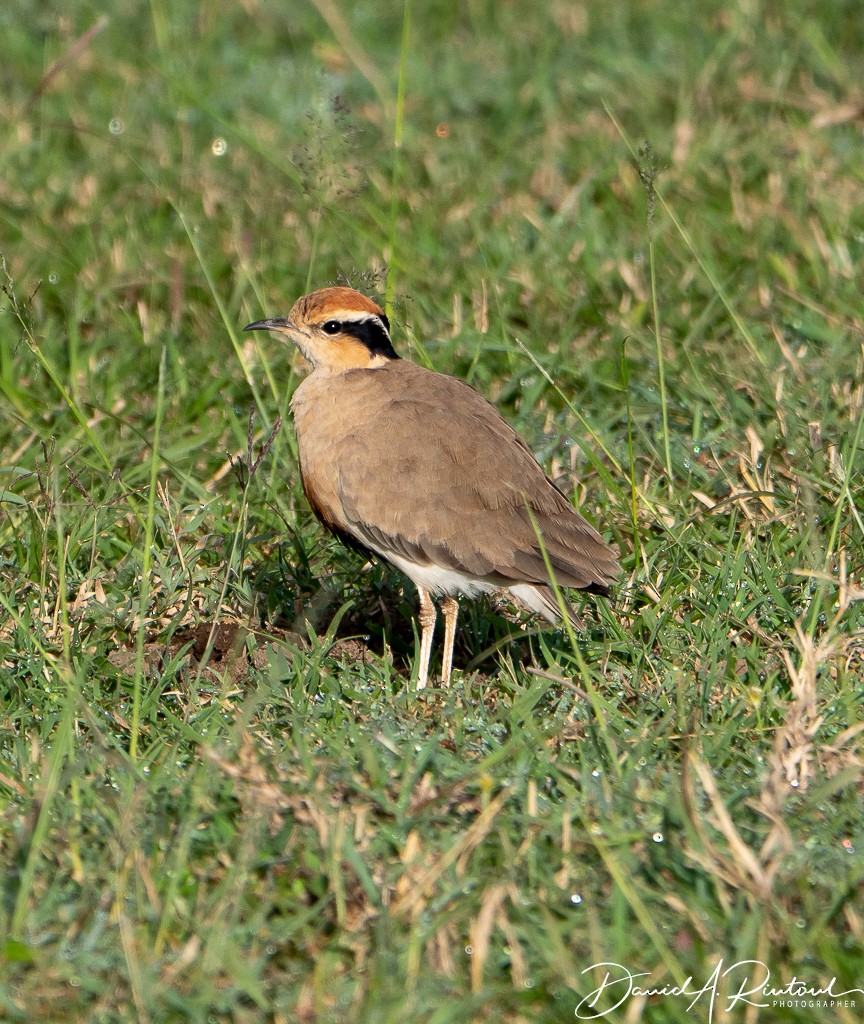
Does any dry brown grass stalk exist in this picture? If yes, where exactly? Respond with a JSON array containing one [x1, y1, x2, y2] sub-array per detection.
[[685, 555, 863, 906]]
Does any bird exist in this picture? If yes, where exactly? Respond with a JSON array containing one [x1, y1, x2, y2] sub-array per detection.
[[244, 286, 619, 690]]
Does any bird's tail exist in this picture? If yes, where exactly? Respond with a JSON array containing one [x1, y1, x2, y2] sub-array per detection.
[[507, 583, 585, 630]]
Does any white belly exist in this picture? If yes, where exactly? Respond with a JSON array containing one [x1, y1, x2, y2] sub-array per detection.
[[383, 551, 495, 599]]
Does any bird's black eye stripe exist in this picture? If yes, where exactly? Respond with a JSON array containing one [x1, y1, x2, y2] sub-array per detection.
[[322, 320, 342, 335], [339, 316, 399, 359]]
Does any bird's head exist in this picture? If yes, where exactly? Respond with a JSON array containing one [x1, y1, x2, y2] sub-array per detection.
[[244, 286, 398, 372]]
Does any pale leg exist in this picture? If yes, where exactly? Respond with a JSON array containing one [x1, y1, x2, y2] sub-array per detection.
[[440, 596, 459, 686], [416, 586, 436, 690]]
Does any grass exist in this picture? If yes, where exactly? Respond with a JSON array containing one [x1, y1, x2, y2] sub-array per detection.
[[1, 0, 863, 1020]]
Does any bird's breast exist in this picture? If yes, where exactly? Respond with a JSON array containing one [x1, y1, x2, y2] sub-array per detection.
[[290, 372, 375, 537]]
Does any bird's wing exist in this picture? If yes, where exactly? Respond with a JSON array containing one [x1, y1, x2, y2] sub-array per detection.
[[332, 361, 619, 592]]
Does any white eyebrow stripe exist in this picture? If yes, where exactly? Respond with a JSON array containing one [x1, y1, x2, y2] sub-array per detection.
[[320, 310, 386, 324]]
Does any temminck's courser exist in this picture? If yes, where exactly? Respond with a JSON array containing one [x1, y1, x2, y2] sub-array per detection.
[[245, 286, 619, 689]]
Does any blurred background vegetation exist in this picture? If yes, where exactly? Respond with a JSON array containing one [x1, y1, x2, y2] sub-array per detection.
[[1, 1, 863, 1021]]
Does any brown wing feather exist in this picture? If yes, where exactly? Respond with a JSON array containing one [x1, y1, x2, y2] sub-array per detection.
[[293, 360, 618, 592]]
